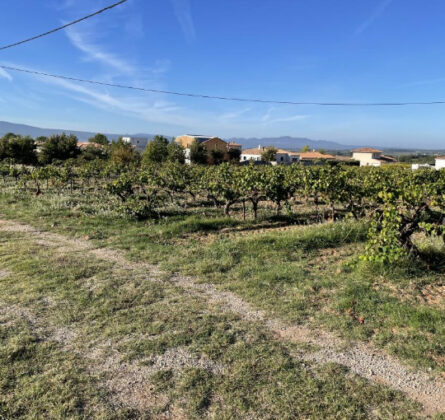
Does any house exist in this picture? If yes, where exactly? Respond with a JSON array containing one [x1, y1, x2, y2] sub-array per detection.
[[297, 151, 335, 165], [77, 142, 104, 149], [175, 134, 235, 164], [352, 147, 397, 167], [240, 145, 265, 162], [227, 141, 242, 151], [240, 146, 297, 164], [122, 136, 149, 152], [435, 156, 445, 170]]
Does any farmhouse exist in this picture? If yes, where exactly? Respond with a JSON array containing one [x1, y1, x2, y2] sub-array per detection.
[[175, 134, 238, 164], [435, 156, 445, 170], [352, 147, 397, 167]]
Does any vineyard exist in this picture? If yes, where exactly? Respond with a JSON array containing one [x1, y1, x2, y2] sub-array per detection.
[[1, 159, 445, 418], [1, 160, 444, 263]]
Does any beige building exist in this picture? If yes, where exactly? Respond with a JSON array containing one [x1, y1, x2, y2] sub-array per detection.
[[175, 135, 236, 164], [352, 147, 396, 167]]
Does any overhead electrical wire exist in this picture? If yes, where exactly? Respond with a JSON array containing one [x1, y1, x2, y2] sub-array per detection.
[[0, 0, 128, 51], [2, 64, 445, 107]]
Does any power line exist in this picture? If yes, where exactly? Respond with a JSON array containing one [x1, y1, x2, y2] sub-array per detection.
[[2, 64, 445, 107], [0, 0, 128, 51]]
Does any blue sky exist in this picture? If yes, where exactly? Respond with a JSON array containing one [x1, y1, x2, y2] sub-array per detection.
[[1, 0, 445, 148]]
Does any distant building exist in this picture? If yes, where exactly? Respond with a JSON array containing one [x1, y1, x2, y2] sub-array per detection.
[[297, 151, 335, 165], [412, 163, 432, 170], [227, 141, 242, 151], [175, 134, 237, 164], [121, 136, 149, 152], [240, 146, 299, 164], [352, 147, 396, 167], [435, 156, 445, 170], [239, 146, 345, 165]]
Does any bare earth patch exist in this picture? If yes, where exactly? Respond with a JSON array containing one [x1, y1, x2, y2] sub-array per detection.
[[1, 218, 444, 416]]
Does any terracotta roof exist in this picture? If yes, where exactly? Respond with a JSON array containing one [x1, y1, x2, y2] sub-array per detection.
[[78, 142, 105, 149], [228, 141, 241, 146], [352, 147, 383, 153], [298, 152, 335, 160], [436, 155, 445, 160], [241, 147, 268, 155]]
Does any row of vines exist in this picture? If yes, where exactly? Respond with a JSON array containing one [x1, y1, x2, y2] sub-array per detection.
[[1, 160, 444, 263]]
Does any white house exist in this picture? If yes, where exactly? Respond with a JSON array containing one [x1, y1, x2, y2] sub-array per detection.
[[122, 136, 149, 152], [352, 147, 396, 167], [435, 156, 445, 170], [240, 146, 299, 164]]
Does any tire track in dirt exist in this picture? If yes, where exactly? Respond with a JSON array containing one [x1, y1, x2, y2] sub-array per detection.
[[1, 218, 444, 416]]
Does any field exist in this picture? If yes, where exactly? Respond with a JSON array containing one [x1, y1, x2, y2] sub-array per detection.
[[0, 162, 444, 419]]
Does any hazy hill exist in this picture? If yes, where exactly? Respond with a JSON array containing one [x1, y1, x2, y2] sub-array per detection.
[[3, 121, 443, 153], [0, 121, 358, 150], [228, 136, 358, 151]]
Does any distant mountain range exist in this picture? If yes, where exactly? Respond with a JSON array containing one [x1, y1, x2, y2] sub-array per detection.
[[0, 120, 136, 143], [0, 121, 362, 150], [1, 120, 443, 152], [228, 136, 358, 151]]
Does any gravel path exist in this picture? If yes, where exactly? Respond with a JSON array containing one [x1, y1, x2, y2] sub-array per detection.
[[1, 218, 444, 416]]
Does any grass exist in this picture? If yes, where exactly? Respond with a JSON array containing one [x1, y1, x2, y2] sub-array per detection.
[[0, 230, 422, 418], [0, 187, 444, 417]]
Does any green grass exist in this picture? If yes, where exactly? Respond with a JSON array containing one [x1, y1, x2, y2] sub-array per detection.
[[1, 187, 445, 417], [0, 230, 422, 418], [1, 189, 444, 374]]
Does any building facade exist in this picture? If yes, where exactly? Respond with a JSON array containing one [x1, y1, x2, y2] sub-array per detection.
[[435, 156, 445, 170], [352, 148, 396, 167]]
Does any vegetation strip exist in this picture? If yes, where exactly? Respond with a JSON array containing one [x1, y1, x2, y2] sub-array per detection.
[[1, 218, 443, 416]]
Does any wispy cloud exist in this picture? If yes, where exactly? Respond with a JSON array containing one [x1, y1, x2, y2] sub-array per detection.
[[260, 107, 308, 124], [0, 67, 12, 81], [171, 0, 196, 43], [65, 26, 135, 74], [355, 0, 393, 35], [219, 107, 252, 121]]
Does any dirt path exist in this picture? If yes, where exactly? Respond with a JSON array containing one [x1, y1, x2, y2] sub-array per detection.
[[1, 218, 444, 416]]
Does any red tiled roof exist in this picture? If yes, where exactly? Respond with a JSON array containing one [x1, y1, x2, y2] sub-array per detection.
[[436, 155, 445, 160], [297, 152, 335, 160], [228, 142, 241, 146], [78, 142, 104, 149], [352, 147, 383, 153]]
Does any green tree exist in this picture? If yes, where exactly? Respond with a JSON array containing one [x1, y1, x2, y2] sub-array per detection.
[[261, 147, 277, 162], [80, 144, 109, 161], [88, 133, 109, 146], [110, 138, 139, 166], [167, 141, 185, 164], [301, 145, 310, 152], [227, 148, 241, 163], [210, 149, 224, 165], [39, 133, 80, 164], [8, 135, 37, 165], [190, 140, 208, 164], [142, 135, 169, 164]]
